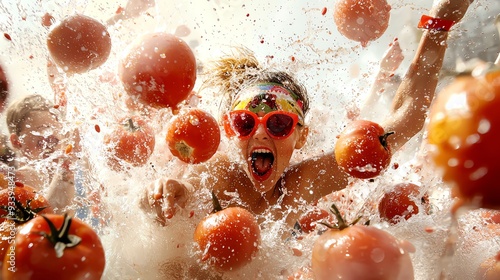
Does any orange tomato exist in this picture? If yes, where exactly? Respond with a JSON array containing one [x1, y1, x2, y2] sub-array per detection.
[[335, 120, 393, 179], [311, 223, 414, 280], [194, 206, 261, 271], [47, 14, 111, 74], [119, 32, 197, 110], [427, 68, 500, 209], [166, 109, 220, 164], [333, 0, 391, 47], [104, 116, 155, 169]]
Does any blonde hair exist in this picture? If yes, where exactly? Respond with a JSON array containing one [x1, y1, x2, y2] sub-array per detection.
[[205, 47, 310, 116], [6, 94, 55, 135]]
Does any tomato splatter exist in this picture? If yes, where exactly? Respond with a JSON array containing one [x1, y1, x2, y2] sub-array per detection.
[[3, 33, 11, 41], [95, 124, 101, 133], [321, 7, 327, 16]]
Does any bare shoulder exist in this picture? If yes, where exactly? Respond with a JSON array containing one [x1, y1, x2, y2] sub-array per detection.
[[283, 152, 348, 204]]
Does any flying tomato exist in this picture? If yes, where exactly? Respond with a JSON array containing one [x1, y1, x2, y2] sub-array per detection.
[[104, 115, 156, 170], [119, 32, 197, 110], [193, 193, 260, 271], [378, 183, 429, 224], [335, 120, 393, 179], [47, 14, 111, 74], [166, 108, 220, 164], [427, 67, 500, 209]]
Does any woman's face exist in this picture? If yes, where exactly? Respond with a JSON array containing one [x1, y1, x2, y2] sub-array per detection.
[[234, 110, 307, 194], [12, 110, 63, 160]]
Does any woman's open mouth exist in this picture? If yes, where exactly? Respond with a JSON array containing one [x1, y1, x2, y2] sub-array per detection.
[[250, 148, 274, 181]]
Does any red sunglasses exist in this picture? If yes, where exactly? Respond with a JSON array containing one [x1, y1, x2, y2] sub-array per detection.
[[223, 110, 300, 140]]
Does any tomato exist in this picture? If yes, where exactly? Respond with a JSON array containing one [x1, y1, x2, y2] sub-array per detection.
[[0, 221, 16, 268], [427, 67, 500, 209], [311, 205, 414, 280], [2, 214, 105, 280], [47, 14, 111, 74], [296, 207, 331, 234], [0, 64, 8, 112], [333, 0, 391, 47], [119, 32, 197, 110], [166, 108, 220, 164], [0, 184, 53, 224], [378, 183, 429, 224], [104, 115, 156, 169], [335, 120, 393, 179], [193, 199, 260, 271]]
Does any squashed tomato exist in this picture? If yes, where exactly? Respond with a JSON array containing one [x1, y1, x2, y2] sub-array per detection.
[[194, 194, 260, 271], [311, 204, 414, 280], [2, 214, 105, 280], [427, 67, 500, 209], [104, 116, 156, 169], [335, 120, 393, 179], [378, 183, 429, 224], [119, 32, 197, 110], [333, 0, 391, 47], [47, 14, 111, 74], [166, 108, 220, 164]]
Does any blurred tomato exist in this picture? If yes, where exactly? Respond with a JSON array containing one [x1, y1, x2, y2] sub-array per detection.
[[378, 183, 429, 224], [194, 205, 260, 271], [427, 68, 500, 209], [0, 184, 52, 224], [335, 120, 393, 179], [47, 14, 111, 74], [2, 214, 105, 280], [311, 207, 414, 280], [333, 0, 391, 47], [297, 207, 331, 234], [166, 108, 220, 164], [104, 116, 155, 169], [119, 32, 196, 110]]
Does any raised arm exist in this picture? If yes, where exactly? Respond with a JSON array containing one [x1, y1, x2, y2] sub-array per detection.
[[382, 0, 473, 150]]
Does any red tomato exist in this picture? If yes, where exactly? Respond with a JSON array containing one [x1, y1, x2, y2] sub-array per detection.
[[427, 68, 500, 209], [166, 108, 220, 164], [104, 116, 155, 169], [119, 32, 197, 110], [0, 184, 53, 224], [333, 0, 391, 47], [335, 120, 393, 179], [47, 14, 111, 74], [193, 206, 261, 271], [297, 207, 331, 234], [311, 224, 414, 280], [0, 221, 16, 269], [2, 214, 105, 280], [378, 183, 429, 224]]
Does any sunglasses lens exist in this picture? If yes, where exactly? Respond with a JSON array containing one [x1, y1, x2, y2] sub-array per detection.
[[231, 112, 255, 137], [267, 114, 294, 137]]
